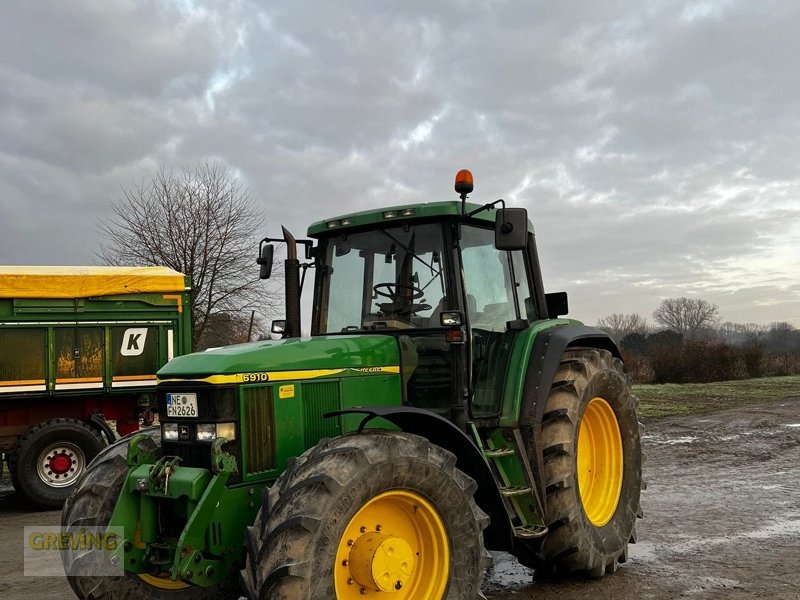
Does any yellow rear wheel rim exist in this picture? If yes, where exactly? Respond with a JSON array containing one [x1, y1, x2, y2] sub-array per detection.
[[334, 490, 449, 599], [138, 573, 190, 590], [577, 397, 624, 527]]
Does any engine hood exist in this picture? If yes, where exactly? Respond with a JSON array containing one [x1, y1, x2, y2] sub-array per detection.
[[158, 335, 400, 379]]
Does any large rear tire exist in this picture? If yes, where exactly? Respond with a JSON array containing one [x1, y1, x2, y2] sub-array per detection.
[[241, 430, 491, 600], [12, 418, 105, 509], [536, 348, 642, 576], [61, 428, 239, 600]]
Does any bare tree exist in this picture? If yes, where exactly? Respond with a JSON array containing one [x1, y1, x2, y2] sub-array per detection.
[[97, 162, 275, 349], [716, 321, 766, 345], [765, 322, 798, 352], [653, 297, 719, 339], [596, 313, 650, 344]]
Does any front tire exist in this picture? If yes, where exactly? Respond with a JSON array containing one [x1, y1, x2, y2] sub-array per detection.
[[241, 430, 491, 600], [537, 349, 642, 576], [61, 428, 239, 600]]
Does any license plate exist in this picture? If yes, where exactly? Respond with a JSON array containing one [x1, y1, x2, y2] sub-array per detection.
[[166, 393, 198, 418]]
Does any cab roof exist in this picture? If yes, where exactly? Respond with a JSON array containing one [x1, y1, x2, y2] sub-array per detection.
[[307, 201, 495, 237], [0, 266, 188, 299]]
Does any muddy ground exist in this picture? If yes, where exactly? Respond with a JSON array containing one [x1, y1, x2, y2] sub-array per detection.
[[1, 396, 798, 600]]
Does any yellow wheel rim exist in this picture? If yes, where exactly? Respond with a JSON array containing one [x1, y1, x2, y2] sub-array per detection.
[[334, 490, 449, 599], [138, 573, 190, 590], [577, 397, 624, 527]]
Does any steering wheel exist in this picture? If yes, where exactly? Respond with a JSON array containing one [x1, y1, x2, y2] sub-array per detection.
[[373, 283, 424, 300]]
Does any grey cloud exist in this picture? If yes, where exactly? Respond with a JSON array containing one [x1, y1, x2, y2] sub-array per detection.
[[0, 0, 797, 327], [0, 1, 219, 98]]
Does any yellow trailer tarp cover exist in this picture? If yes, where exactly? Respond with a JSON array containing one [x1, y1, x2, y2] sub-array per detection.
[[0, 266, 187, 299]]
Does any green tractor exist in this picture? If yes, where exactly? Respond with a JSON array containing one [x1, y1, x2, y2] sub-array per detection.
[[62, 170, 642, 599]]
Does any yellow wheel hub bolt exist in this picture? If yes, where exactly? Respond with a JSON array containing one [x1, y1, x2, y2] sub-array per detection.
[[348, 532, 415, 592]]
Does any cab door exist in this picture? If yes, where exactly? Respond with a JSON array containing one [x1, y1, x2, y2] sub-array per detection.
[[460, 225, 534, 417]]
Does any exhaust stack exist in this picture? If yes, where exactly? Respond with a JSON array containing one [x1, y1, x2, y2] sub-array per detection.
[[282, 226, 301, 338]]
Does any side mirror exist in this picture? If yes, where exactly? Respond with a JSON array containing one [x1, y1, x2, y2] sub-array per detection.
[[545, 292, 569, 318], [271, 320, 286, 336], [495, 208, 528, 250], [257, 244, 274, 279]]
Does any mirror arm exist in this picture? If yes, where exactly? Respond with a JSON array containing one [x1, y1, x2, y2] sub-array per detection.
[[466, 198, 506, 219], [298, 261, 315, 297]]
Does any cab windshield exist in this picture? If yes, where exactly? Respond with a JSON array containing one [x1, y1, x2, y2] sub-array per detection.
[[318, 223, 448, 334]]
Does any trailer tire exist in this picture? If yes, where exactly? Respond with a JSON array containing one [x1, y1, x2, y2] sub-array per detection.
[[12, 418, 105, 509], [62, 427, 240, 600], [241, 430, 491, 600], [536, 349, 642, 577]]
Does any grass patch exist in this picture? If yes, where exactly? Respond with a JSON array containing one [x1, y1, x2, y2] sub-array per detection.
[[633, 375, 800, 420]]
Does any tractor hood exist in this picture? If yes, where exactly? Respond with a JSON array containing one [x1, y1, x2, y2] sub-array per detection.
[[158, 335, 400, 379]]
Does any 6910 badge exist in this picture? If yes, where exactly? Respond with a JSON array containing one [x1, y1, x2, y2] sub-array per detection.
[[165, 393, 197, 417]]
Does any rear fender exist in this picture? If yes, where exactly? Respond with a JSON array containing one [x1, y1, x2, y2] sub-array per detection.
[[517, 324, 622, 504]]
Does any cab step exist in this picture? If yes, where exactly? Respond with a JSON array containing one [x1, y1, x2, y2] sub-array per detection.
[[513, 524, 549, 539], [469, 424, 547, 535], [499, 485, 533, 497], [484, 448, 515, 459]]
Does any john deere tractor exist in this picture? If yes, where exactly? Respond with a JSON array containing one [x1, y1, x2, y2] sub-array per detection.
[[62, 170, 642, 599]]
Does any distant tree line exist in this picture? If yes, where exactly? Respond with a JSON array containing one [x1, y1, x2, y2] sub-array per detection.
[[596, 298, 800, 384]]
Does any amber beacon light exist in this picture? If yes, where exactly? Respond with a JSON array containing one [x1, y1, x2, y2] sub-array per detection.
[[454, 169, 474, 197]]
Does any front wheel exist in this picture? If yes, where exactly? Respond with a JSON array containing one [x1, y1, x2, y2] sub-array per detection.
[[241, 430, 491, 599], [536, 348, 642, 576]]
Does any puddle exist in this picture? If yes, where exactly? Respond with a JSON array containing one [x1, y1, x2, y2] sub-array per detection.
[[683, 576, 742, 594], [628, 540, 658, 564], [663, 513, 800, 554], [484, 551, 534, 591], [649, 436, 697, 445]]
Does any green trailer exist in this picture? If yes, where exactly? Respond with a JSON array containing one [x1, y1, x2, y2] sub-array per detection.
[[63, 171, 642, 599], [0, 266, 191, 507]]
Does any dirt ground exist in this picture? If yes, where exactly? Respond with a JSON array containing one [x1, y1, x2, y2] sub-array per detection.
[[1, 396, 798, 600]]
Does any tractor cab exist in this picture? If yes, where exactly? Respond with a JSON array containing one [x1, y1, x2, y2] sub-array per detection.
[[265, 171, 559, 425]]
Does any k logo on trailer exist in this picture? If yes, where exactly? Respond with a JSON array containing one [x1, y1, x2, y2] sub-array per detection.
[[120, 328, 148, 357]]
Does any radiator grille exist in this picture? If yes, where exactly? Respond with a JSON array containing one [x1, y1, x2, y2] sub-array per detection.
[[303, 381, 341, 448], [242, 385, 276, 473]]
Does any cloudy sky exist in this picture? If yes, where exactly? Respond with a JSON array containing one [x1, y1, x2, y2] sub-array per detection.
[[1, 0, 798, 328]]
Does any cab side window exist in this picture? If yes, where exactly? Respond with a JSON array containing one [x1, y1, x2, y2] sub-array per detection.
[[461, 226, 531, 330]]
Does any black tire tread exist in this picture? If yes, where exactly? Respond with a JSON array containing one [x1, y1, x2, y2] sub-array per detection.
[[241, 430, 491, 600], [537, 349, 643, 578], [13, 418, 105, 508]]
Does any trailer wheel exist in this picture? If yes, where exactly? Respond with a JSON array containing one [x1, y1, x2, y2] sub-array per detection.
[[536, 349, 642, 577], [11, 418, 105, 509], [62, 427, 239, 600], [241, 430, 491, 600]]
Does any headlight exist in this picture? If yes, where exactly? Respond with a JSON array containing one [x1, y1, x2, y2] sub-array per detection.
[[215, 422, 236, 442], [162, 423, 179, 441], [196, 424, 216, 442], [195, 422, 237, 442]]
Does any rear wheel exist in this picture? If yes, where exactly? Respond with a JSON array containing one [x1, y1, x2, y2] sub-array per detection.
[[12, 418, 105, 508], [61, 427, 239, 600], [537, 349, 642, 576], [241, 430, 491, 599]]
